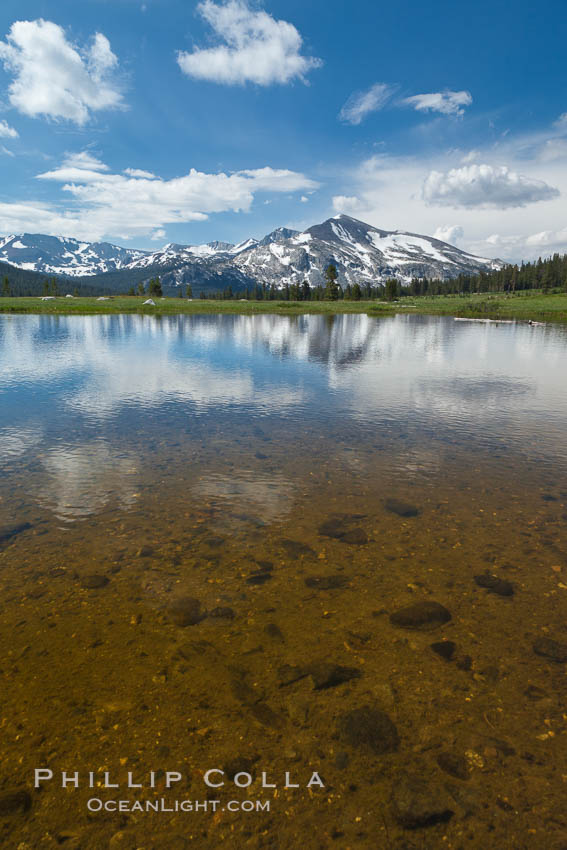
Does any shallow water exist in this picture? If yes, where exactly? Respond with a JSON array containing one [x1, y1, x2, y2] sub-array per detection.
[[1, 313, 567, 849]]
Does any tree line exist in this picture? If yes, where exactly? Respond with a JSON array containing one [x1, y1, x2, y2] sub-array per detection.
[[2, 252, 567, 300], [192, 253, 567, 302]]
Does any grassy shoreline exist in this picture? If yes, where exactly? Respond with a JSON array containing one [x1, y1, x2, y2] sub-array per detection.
[[0, 291, 566, 322]]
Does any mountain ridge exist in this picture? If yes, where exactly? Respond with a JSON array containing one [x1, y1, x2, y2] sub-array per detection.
[[0, 215, 502, 293]]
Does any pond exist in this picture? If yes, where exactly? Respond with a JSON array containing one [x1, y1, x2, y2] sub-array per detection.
[[1, 312, 567, 849]]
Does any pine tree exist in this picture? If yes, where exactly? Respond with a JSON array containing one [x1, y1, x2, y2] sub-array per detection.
[[186, 284, 193, 298], [149, 277, 163, 297], [2, 276, 10, 297], [324, 264, 340, 301], [137, 281, 145, 295], [385, 278, 399, 301], [351, 282, 362, 301]]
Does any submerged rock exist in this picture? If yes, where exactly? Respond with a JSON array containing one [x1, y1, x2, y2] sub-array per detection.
[[308, 662, 362, 690], [318, 517, 350, 539], [80, 574, 109, 589], [524, 684, 549, 700], [474, 573, 514, 597], [280, 539, 315, 558], [223, 756, 258, 781], [230, 677, 261, 705], [209, 606, 235, 620], [318, 515, 368, 544], [533, 637, 567, 663], [203, 536, 224, 547], [338, 528, 368, 545], [167, 597, 204, 627], [248, 702, 286, 730], [0, 522, 32, 546], [430, 640, 456, 661], [337, 705, 399, 754], [277, 664, 309, 686], [0, 789, 32, 816], [264, 623, 285, 642], [390, 601, 451, 631], [384, 499, 420, 518], [246, 571, 272, 585], [304, 575, 348, 590], [391, 774, 454, 829], [437, 751, 470, 781]]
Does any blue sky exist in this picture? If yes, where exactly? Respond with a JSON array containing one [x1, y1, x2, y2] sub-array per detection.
[[0, 0, 566, 260]]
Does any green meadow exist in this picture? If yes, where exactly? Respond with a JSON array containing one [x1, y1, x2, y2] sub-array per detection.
[[0, 290, 566, 322]]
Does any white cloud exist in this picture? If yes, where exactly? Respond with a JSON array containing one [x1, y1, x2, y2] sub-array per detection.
[[401, 91, 472, 117], [328, 121, 567, 262], [538, 138, 567, 162], [300, 195, 308, 203], [526, 227, 567, 249], [433, 225, 464, 245], [124, 167, 158, 179], [62, 151, 109, 171], [0, 119, 18, 138], [422, 164, 559, 208], [1, 145, 15, 157], [177, 0, 321, 86], [332, 195, 367, 215], [0, 153, 318, 241], [339, 83, 396, 125], [0, 19, 124, 124], [150, 228, 166, 240]]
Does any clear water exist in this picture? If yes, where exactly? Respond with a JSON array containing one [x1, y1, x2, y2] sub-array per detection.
[[1, 313, 566, 849]]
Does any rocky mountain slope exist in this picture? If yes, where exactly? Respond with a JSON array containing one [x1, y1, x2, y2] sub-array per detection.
[[0, 215, 501, 291]]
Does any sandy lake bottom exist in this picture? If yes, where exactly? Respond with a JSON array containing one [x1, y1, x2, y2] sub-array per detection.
[[1, 313, 567, 849]]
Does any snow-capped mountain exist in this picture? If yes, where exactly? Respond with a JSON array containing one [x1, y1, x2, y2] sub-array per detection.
[[230, 215, 501, 289], [0, 233, 148, 276], [0, 216, 501, 288]]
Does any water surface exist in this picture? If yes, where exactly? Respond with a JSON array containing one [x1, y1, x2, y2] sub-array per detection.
[[1, 313, 566, 849]]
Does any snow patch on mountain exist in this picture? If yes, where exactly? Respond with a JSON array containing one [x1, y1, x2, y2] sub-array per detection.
[[0, 215, 502, 289]]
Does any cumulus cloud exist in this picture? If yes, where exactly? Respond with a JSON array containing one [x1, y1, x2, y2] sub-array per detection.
[[177, 0, 321, 86], [62, 151, 109, 171], [0, 153, 318, 241], [526, 227, 567, 248], [401, 90, 472, 116], [461, 150, 479, 164], [433, 225, 464, 245], [0, 19, 124, 124], [538, 138, 567, 162], [423, 164, 560, 208], [124, 167, 158, 179], [339, 83, 397, 125], [0, 119, 18, 138], [483, 227, 567, 256], [332, 195, 367, 215]]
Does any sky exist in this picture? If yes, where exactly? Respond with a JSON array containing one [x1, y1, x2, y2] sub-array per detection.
[[0, 0, 566, 261]]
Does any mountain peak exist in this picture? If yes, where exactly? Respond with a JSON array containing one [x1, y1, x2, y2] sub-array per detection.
[[0, 216, 502, 287], [258, 227, 300, 247]]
